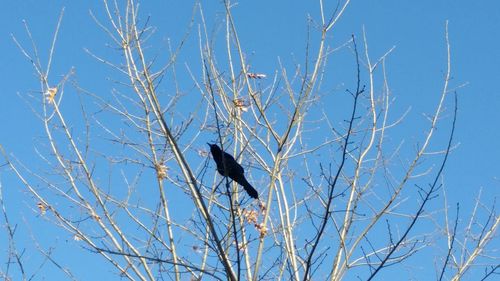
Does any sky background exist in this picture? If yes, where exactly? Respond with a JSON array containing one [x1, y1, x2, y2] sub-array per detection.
[[0, 0, 499, 280]]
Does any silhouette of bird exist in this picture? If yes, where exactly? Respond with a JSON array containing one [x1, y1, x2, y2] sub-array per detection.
[[207, 143, 259, 199]]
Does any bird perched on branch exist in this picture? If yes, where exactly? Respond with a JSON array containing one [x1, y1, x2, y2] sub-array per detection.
[[207, 143, 259, 199]]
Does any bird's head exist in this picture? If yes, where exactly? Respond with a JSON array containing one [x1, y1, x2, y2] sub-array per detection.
[[207, 143, 221, 153]]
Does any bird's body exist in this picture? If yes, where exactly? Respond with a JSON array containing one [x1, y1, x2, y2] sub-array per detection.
[[208, 143, 259, 199]]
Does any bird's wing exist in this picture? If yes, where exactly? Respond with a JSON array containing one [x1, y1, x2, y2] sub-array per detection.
[[222, 152, 244, 174]]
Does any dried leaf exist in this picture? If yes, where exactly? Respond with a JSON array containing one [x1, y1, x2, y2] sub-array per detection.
[[155, 162, 169, 180], [256, 223, 268, 237], [243, 209, 258, 224], [37, 202, 46, 215], [44, 87, 58, 103], [247, 73, 266, 79], [233, 98, 249, 112]]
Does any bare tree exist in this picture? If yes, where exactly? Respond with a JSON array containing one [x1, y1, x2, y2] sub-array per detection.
[[2, 1, 498, 280]]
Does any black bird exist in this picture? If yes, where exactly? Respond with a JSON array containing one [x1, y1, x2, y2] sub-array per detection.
[[207, 143, 259, 199]]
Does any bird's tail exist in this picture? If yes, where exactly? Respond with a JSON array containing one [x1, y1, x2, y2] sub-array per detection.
[[235, 175, 259, 199]]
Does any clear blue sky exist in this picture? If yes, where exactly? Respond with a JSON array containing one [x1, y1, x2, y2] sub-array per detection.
[[1, 1, 499, 280]]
